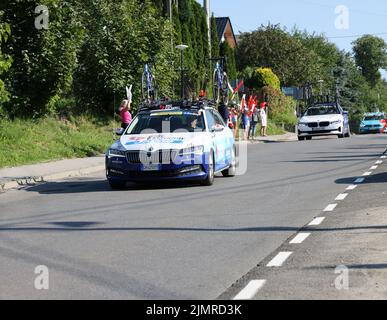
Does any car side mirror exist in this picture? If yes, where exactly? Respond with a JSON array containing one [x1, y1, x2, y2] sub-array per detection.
[[212, 125, 224, 133], [115, 128, 124, 136]]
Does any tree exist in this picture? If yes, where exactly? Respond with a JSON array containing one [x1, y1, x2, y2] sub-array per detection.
[[0, 11, 12, 110], [1, 0, 83, 118], [353, 35, 387, 87], [236, 24, 322, 87], [244, 67, 280, 91], [220, 41, 237, 80]]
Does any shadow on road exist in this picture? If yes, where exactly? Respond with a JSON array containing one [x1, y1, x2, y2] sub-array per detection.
[[24, 179, 203, 194], [335, 172, 387, 185]]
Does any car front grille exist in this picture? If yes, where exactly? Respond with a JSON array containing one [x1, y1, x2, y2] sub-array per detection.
[[319, 122, 330, 127], [308, 123, 318, 128], [126, 150, 179, 164]]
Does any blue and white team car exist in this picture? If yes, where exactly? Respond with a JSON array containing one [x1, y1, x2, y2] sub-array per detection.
[[106, 101, 236, 189]]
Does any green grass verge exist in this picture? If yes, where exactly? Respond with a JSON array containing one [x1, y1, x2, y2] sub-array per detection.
[[0, 117, 118, 168]]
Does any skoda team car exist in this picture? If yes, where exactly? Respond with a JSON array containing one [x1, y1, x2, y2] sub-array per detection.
[[106, 102, 236, 189], [297, 103, 350, 140], [359, 112, 387, 134]]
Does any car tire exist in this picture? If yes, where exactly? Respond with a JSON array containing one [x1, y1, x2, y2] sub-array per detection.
[[202, 151, 215, 186], [298, 136, 305, 141], [222, 146, 236, 177], [306, 136, 312, 141], [338, 134, 345, 139], [108, 180, 126, 190]]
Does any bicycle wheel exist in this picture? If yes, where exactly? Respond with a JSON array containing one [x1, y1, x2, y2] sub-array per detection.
[[221, 72, 229, 105], [213, 70, 220, 104]]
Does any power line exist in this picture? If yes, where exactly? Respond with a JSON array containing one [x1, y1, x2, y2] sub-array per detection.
[[327, 32, 387, 39]]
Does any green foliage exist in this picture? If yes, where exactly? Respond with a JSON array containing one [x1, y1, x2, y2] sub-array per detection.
[[244, 67, 280, 91], [73, 0, 176, 114], [2, 0, 83, 118], [0, 11, 12, 109], [260, 86, 297, 128], [352, 35, 387, 87], [220, 41, 237, 80], [210, 15, 220, 59], [236, 24, 322, 87]]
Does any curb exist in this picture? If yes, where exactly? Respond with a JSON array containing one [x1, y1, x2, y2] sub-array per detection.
[[0, 165, 105, 193]]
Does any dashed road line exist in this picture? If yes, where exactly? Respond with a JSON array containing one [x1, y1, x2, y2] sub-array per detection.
[[346, 185, 357, 191], [375, 160, 383, 165], [324, 204, 337, 212], [335, 194, 348, 201], [267, 252, 293, 267], [381, 156, 386, 159], [289, 233, 311, 244], [370, 166, 378, 170], [309, 217, 325, 226], [233, 280, 266, 300], [363, 172, 372, 176]]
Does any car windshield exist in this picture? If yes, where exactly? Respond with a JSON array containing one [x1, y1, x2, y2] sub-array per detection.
[[126, 111, 206, 135], [305, 105, 339, 116], [364, 116, 384, 121]]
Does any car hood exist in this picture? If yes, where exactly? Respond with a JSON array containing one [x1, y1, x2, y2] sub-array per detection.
[[300, 115, 343, 123], [118, 132, 210, 151]]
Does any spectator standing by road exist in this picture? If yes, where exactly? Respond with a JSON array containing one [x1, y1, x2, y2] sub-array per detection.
[[240, 94, 250, 140], [119, 99, 132, 130], [249, 107, 259, 140], [260, 102, 268, 137]]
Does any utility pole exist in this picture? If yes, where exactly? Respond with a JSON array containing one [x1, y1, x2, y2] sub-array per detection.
[[203, 0, 211, 59]]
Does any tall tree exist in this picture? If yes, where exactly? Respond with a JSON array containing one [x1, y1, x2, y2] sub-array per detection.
[[352, 35, 387, 87], [236, 25, 321, 87], [0, 11, 12, 110]]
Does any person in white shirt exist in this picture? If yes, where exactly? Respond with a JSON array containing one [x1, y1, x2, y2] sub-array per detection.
[[260, 102, 268, 137]]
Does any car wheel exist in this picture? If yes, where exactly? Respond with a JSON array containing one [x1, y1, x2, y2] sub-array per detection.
[[202, 151, 215, 186], [108, 180, 126, 190], [298, 136, 305, 141], [222, 146, 236, 177], [306, 136, 312, 141]]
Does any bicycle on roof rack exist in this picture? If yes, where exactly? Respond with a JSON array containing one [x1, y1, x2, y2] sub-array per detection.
[[210, 57, 229, 106], [141, 61, 158, 102]]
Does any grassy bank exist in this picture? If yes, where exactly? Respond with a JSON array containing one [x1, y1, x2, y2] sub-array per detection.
[[0, 117, 117, 168]]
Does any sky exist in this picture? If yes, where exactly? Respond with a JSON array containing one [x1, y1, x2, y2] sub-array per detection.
[[197, 0, 387, 77]]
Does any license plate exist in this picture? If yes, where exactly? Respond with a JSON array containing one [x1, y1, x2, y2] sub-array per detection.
[[312, 127, 320, 131], [142, 164, 160, 171]]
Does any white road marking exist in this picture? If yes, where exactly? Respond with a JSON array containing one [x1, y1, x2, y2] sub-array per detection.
[[346, 185, 357, 191], [233, 280, 266, 300], [309, 217, 325, 226], [267, 252, 292, 267], [324, 204, 337, 212], [381, 156, 386, 159], [355, 178, 365, 183], [335, 194, 348, 201], [375, 161, 383, 165], [289, 233, 311, 244], [363, 172, 372, 176], [370, 166, 378, 170]]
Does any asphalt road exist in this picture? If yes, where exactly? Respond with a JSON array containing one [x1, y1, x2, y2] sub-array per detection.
[[0, 134, 386, 299]]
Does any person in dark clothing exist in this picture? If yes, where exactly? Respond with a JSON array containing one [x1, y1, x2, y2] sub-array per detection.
[[218, 103, 229, 124]]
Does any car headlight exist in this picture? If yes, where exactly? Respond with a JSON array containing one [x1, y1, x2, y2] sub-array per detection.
[[298, 122, 308, 127], [360, 123, 366, 128], [179, 145, 204, 156], [331, 119, 342, 125], [108, 149, 126, 157]]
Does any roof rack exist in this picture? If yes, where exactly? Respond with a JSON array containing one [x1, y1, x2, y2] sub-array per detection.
[[138, 99, 217, 112]]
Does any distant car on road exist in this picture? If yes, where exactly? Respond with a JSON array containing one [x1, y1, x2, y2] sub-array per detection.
[[105, 101, 236, 189], [297, 102, 351, 141], [359, 112, 387, 134]]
